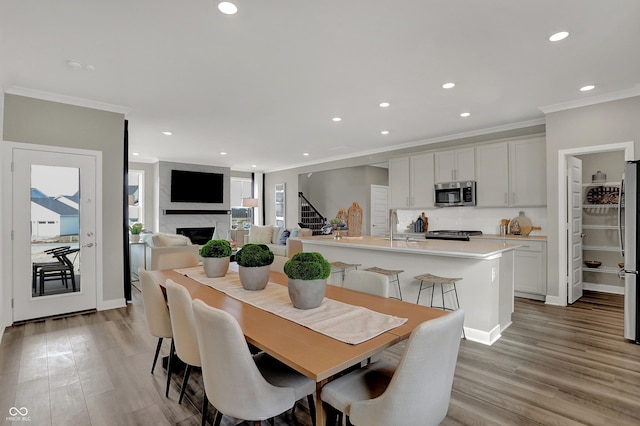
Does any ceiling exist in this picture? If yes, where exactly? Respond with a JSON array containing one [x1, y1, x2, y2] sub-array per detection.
[[2, 1, 639, 172]]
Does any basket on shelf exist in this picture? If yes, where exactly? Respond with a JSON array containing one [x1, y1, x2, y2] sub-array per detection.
[[586, 186, 619, 205]]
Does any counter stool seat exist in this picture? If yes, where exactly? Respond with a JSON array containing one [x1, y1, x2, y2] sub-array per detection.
[[363, 267, 403, 300], [330, 261, 361, 285], [415, 273, 465, 338]]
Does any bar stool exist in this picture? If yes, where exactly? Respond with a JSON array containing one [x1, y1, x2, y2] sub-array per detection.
[[329, 261, 361, 286], [415, 273, 465, 338], [363, 267, 403, 300]]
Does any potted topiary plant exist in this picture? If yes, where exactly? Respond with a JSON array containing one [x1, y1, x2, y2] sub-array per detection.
[[284, 252, 331, 309], [129, 222, 144, 243], [234, 243, 274, 290], [200, 239, 232, 278]]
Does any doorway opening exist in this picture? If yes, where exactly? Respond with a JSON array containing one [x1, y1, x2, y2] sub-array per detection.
[[558, 142, 634, 306]]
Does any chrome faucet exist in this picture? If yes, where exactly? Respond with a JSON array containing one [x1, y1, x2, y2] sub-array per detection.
[[389, 209, 398, 245]]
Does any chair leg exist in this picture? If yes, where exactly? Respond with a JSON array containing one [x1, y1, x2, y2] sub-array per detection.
[[346, 415, 354, 426], [201, 393, 208, 426], [165, 339, 174, 398], [178, 364, 192, 404], [307, 394, 316, 426], [213, 411, 223, 426], [395, 274, 402, 300], [151, 337, 163, 373]]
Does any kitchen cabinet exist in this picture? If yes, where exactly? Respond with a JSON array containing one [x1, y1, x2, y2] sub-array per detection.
[[509, 137, 546, 206], [472, 236, 547, 299], [475, 136, 546, 207], [389, 153, 434, 208], [435, 147, 475, 183], [581, 183, 624, 288], [475, 142, 509, 207]]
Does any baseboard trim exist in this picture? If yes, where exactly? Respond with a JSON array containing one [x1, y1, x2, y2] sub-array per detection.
[[464, 324, 502, 346], [545, 295, 564, 306], [98, 298, 126, 311]]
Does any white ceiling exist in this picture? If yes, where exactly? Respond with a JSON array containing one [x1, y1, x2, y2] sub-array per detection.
[[2, 1, 639, 172]]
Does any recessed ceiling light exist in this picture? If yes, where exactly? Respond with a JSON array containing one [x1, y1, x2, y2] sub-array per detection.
[[303, 152, 310, 156], [549, 31, 569, 42], [381, 130, 390, 135], [580, 85, 595, 92], [379, 102, 390, 108], [132, 152, 140, 156], [220, 152, 227, 155], [442, 82, 456, 89], [332, 117, 342, 122], [85, 64, 96, 71], [218, 2, 238, 14], [66, 60, 82, 69], [162, 131, 173, 136], [460, 112, 471, 117], [251, 164, 257, 168]]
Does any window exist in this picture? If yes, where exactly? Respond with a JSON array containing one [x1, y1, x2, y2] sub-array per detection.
[[231, 177, 252, 229], [128, 170, 144, 228]]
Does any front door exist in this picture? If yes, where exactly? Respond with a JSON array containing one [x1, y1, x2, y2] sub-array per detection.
[[568, 156, 583, 304], [12, 147, 98, 321]]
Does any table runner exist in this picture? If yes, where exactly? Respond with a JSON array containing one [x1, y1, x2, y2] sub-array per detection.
[[174, 267, 407, 345]]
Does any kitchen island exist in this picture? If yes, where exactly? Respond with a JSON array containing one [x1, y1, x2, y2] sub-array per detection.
[[295, 235, 520, 345]]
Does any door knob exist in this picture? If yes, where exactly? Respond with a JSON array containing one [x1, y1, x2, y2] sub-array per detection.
[[82, 243, 94, 248]]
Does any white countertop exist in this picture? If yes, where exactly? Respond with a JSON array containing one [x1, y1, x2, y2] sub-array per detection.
[[472, 234, 547, 241], [297, 235, 519, 259]]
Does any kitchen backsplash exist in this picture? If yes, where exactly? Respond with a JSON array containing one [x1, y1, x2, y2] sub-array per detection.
[[396, 207, 548, 236]]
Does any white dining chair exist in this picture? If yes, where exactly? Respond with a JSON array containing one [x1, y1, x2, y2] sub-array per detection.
[[321, 309, 464, 426], [164, 279, 202, 404], [192, 299, 316, 426], [342, 270, 390, 297], [139, 268, 172, 374]]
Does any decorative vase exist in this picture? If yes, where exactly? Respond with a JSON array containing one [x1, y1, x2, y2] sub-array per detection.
[[287, 278, 327, 309], [203, 257, 230, 278], [238, 265, 270, 290], [130, 234, 140, 243]]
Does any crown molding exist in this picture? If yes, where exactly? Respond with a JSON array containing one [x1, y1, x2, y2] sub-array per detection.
[[4, 86, 131, 115], [267, 117, 546, 173], [539, 86, 640, 114]]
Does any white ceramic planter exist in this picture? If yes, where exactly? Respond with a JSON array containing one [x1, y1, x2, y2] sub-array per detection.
[[203, 257, 230, 278], [130, 233, 141, 243], [287, 278, 327, 309], [238, 265, 270, 290]]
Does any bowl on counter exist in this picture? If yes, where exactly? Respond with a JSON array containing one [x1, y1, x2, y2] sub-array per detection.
[[584, 260, 602, 268]]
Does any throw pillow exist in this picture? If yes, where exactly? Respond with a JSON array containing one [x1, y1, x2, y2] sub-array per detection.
[[289, 229, 300, 238], [278, 229, 290, 245], [248, 225, 273, 244], [271, 226, 282, 244], [157, 234, 191, 246]]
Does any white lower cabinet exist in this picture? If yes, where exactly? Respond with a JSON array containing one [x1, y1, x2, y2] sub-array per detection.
[[474, 237, 547, 300]]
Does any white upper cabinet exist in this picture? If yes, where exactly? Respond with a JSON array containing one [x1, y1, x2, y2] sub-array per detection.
[[475, 137, 546, 207], [476, 142, 509, 207], [435, 147, 475, 183], [509, 137, 546, 206], [389, 153, 434, 208]]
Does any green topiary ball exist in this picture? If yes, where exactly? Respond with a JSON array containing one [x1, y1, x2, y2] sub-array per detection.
[[199, 239, 232, 258], [235, 243, 274, 267], [284, 252, 331, 280]]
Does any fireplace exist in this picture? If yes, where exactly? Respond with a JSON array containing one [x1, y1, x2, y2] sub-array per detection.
[[176, 227, 215, 245]]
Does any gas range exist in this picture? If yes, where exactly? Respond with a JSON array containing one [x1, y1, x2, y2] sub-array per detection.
[[424, 230, 483, 241]]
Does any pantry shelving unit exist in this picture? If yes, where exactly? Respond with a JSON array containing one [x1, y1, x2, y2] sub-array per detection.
[[581, 182, 624, 288]]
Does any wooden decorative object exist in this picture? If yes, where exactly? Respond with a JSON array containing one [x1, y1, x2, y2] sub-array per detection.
[[336, 208, 348, 225], [347, 202, 363, 237]]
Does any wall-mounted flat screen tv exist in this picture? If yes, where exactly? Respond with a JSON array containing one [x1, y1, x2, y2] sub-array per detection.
[[170, 170, 224, 203]]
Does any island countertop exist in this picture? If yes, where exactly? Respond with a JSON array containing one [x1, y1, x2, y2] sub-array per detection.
[[295, 235, 519, 259]]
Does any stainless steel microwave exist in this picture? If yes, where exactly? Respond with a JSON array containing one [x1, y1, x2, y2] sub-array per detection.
[[434, 181, 476, 207]]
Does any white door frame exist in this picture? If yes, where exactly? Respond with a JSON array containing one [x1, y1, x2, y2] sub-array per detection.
[[370, 185, 389, 236], [557, 142, 634, 306], [2, 141, 103, 323]]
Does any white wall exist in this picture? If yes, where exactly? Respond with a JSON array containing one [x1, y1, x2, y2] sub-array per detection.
[[0, 90, 4, 336], [545, 95, 640, 299]]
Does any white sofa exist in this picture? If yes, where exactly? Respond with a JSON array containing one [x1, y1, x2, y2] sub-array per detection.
[[131, 233, 200, 278], [242, 225, 312, 273]]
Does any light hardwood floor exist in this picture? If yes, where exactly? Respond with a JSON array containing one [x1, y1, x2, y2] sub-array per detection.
[[0, 289, 638, 425]]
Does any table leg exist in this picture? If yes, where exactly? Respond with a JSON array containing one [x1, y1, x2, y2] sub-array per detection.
[[315, 380, 327, 426]]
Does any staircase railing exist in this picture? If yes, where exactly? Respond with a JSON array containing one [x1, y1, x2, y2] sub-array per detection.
[[298, 192, 326, 235]]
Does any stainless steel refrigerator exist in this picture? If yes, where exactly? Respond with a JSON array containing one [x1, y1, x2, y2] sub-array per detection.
[[622, 161, 639, 343]]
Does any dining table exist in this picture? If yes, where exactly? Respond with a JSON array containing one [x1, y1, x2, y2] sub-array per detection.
[[149, 265, 447, 425]]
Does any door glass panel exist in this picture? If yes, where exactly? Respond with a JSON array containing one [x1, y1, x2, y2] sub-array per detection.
[[30, 165, 81, 297]]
